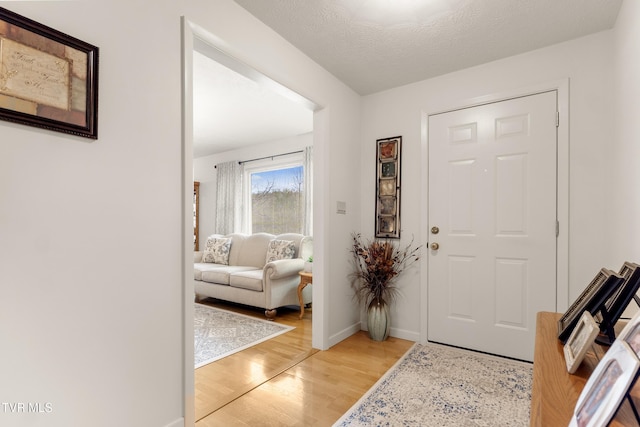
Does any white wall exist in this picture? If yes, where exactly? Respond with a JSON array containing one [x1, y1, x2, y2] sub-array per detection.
[[0, 1, 184, 426], [611, 0, 640, 266], [361, 30, 616, 339], [194, 133, 313, 242], [1, 0, 361, 425]]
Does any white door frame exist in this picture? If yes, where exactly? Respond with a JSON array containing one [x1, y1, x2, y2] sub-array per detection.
[[181, 17, 328, 427], [419, 79, 570, 344]]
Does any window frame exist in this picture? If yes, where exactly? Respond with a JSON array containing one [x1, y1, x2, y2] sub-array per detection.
[[242, 152, 305, 234]]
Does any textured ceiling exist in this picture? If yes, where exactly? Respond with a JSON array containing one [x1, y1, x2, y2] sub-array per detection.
[[234, 0, 623, 95], [194, 0, 622, 157]]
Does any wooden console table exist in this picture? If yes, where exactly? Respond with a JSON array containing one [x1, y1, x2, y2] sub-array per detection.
[[531, 312, 639, 426]]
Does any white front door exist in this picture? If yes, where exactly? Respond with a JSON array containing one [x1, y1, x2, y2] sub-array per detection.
[[427, 91, 558, 361]]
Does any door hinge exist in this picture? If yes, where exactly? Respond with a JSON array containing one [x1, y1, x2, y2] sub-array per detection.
[[556, 111, 560, 127], [556, 220, 560, 237]]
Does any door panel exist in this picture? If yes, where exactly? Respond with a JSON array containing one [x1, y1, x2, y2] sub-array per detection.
[[427, 91, 558, 361]]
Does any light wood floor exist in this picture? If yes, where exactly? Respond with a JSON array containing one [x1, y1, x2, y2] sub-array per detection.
[[195, 299, 414, 426]]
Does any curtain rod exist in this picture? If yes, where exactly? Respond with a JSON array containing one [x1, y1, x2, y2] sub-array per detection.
[[239, 150, 303, 165], [214, 150, 303, 168]]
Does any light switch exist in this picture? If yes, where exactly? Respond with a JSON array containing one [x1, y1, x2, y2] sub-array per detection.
[[337, 201, 346, 214]]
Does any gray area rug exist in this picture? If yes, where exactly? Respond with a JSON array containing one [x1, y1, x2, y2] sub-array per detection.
[[194, 303, 294, 368], [334, 342, 532, 427]]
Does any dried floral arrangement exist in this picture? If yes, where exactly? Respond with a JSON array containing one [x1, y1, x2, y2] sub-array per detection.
[[350, 232, 422, 305]]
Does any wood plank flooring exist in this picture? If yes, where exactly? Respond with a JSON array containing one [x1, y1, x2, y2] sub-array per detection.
[[195, 299, 414, 426]]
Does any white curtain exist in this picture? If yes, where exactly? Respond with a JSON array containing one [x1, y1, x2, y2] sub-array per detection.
[[215, 161, 243, 234], [303, 146, 313, 236]]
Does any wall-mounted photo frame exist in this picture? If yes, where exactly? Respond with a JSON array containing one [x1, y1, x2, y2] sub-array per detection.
[[569, 340, 640, 427], [0, 6, 99, 139], [564, 311, 599, 374], [375, 136, 401, 238]]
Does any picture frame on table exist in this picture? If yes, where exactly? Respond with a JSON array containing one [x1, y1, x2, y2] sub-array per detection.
[[375, 136, 401, 238], [564, 311, 599, 374], [0, 6, 99, 139], [558, 268, 625, 343], [595, 261, 640, 345], [569, 339, 640, 427], [615, 309, 640, 357]]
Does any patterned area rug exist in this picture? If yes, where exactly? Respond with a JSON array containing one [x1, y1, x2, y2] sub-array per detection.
[[334, 342, 532, 427], [194, 303, 294, 368]]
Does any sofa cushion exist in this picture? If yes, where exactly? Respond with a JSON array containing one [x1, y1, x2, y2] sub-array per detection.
[[194, 263, 228, 281], [230, 270, 264, 291], [265, 239, 295, 263], [202, 237, 232, 264], [235, 233, 274, 268], [201, 266, 260, 285]]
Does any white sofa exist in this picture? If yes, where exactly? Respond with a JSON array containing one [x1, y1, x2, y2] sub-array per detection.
[[193, 232, 312, 319]]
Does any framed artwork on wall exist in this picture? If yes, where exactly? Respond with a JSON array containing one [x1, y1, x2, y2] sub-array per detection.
[[375, 136, 401, 238], [0, 6, 99, 139]]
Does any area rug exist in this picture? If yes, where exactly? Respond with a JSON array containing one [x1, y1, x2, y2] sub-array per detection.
[[194, 303, 294, 368], [334, 342, 532, 427]]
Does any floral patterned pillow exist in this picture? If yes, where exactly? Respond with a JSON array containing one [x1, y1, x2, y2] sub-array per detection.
[[265, 239, 295, 263], [202, 237, 232, 264]]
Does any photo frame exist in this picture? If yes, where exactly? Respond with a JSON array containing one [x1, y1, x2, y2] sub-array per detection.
[[616, 309, 640, 356], [558, 268, 625, 343], [375, 136, 401, 238], [596, 262, 640, 345], [569, 340, 640, 427], [564, 311, 599, 374], [0, 6, 99, 139]]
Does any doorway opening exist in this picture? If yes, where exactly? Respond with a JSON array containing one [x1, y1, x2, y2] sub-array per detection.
[[181, 18, 324, 424]]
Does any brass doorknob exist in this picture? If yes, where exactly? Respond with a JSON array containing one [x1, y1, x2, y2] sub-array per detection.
[[430, 242, 440, 250]]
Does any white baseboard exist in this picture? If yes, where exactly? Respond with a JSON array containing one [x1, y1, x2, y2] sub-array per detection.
[[389, 327, 419, 342], [164, 417, 184, 427], [329, 321, 361, 347]]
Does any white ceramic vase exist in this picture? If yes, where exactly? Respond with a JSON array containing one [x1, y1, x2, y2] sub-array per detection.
[[367, 298, 390, 341], [304, 261, 313, 273]]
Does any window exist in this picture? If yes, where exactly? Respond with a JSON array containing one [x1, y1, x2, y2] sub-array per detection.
[[244, 155, 305, 234]]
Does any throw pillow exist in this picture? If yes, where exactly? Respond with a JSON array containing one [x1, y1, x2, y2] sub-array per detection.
[[202, 237, 232, 265], [265, 239, 295, 263]]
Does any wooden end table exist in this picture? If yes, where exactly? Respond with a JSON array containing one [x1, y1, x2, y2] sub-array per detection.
[[297, 271, 313, 319]]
